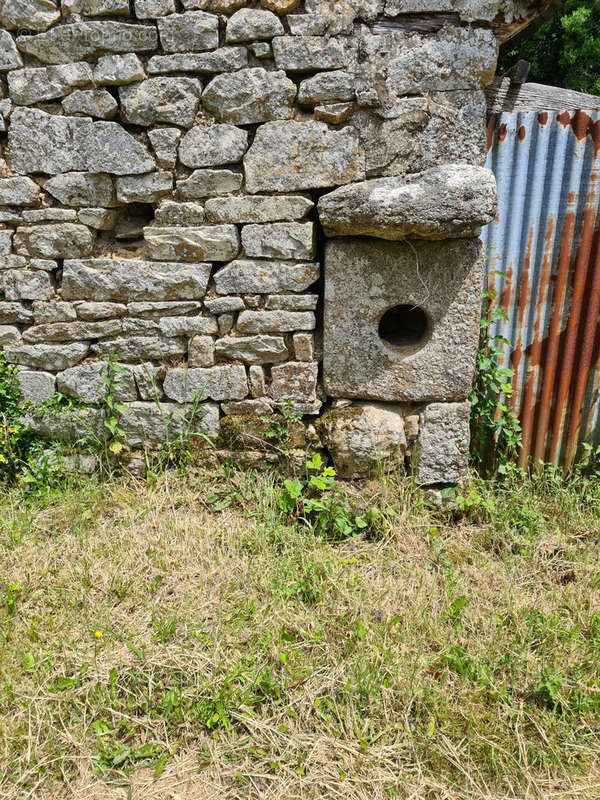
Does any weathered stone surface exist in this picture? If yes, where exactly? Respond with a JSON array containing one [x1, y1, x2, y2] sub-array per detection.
[[147, 47, 248, 75], [203, 68, 296, 125], [272, 35, 348, 71], [127, 300, 203, 317], [93, 53, 145, 85], [8, 109, 155, 175], [0, 0, 60, 32], [82, 0, 131, 15], [0, 303, 33, 324], [179, 124, 248, 168], [189, 335, 215, 367], [323, 238, 483, 401], [242, 222, 314, 260], [14, 225, 95, 259], [298, 71, 354, 105], [293, 332, 313, 361], [415, 402, 470, 484], [215, 335, 289, 364], [318, 165, 497, 240], [163, 364, 248, 402], [178, 170, 243, 199], [16, 23, 158, 64], [314, 102, 354, 124], [319, 402, 406, 477], [144, 225, 240, 262], [158, 11, 219, 53], [0, 232, 14, 256], [4, 342, 89, 370], [265, 293, 318, 310], [155, 201, 205, 226], [120, 401, 220, 446], [0, 326, 21, 345], [244, 121, 364, 193], [120, 78, 202, 127], [159, 315, 218, 336], [262, 0, 302, 16], [8, 63, 93, 106], [270, 361, 318, 404], [221, 398, 273, 416], [63, 259, 212, 301], [32, 301, 77, 323], [62, 89, 118, 119], [249, 364, 266, 397], [115, 172, 173, 204], [237, 310, 315, 334], [44, 174, 116, 208], [134, 0, 176, 18], [205, 195, 312, 223], [184, 0, 245, 12], [23, 319, 122, 343], [287, 12, 327, 34], [214, 259, 319, 294], [132, 362, 164, 400], [17, 370, 56, 406], [204, 296, 244, 313], [24, 407, 103, 442], [226, 8, 283, 41], [218, 314, 234, 336], [0, 31, 23, 71], [78, 208, 118, 230], [2, 270, 54, 301], [23, 209, 78, 223], [75, 301, 127, 319], [148, 128, 182, 169], [0, 178, 40, 207], [57, 362, 137, 402], [91, 335, 187, 359]]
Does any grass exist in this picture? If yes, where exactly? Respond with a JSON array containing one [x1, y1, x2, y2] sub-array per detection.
[[0, 460, 600, 799]]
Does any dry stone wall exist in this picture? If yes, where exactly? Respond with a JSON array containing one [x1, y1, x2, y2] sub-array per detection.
[[0, 0, 526, 481]]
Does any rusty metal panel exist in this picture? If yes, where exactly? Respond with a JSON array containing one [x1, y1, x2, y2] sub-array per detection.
[[481, 109, 600, 469]]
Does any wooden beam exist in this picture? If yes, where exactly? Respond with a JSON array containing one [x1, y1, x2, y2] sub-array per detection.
[[486, 77, 600, 112]]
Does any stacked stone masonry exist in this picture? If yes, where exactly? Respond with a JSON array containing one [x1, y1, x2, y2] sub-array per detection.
[[0, 0, 534, 481]]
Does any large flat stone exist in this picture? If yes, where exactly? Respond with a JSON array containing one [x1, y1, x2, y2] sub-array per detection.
[[244, 120, 364, 193], [56, 362, 137, 402], [43, 173, 116, 208], [178, 170, 243, 199], [1, 0, 60, 32], [214, 259, 319, 293], [237, 310, 315, 334], [215, 335, 289, 364], [119, 78, 202, 127], [14, 224, 95, 258], [323, 237, 483, 401], [179, 124, 248, 168], [242, 222, 315, 259], [144, 225, 240, 262], [8, 63, 93, 106], [318, 165, 497, 240], [4, 342, 89, 370], [415, 401, 471, 484], [0, 178, 40, 207], [226, 8, 284, 41], [157, 11, 219, 52], [62, 259, 212, 301], [120, 401, 220, 447], [205, 195, 313, 223], [202, 68, 296, 124], [147, 47, 248, 74], [91, 335, 187, 360], [163, 365, 248, 402], [272, 35, 348, 71]]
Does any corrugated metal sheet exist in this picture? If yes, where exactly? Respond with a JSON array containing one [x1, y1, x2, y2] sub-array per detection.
[[481, 109, 600, 469]]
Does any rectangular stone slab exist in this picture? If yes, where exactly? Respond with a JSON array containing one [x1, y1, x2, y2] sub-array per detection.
[[323, 237, 483, 402]]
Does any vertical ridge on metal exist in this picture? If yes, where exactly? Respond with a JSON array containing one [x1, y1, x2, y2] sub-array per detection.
[[481, 109, 600, 469]]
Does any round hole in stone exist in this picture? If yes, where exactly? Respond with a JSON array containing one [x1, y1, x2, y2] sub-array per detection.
[[378, 305, 429, 349]]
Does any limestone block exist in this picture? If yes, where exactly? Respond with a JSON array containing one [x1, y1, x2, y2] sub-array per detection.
[[218, 314, 234, 336], [298, 71, 354, 105], [56, 362, 137, 403], [62, 89, 118, 119], [144, 225, 240, 262], [155, 202, 205, 226], [203, 68, 296, 124], [314, 103, 354, 124], [120, 401, 220, 446], [323, 238, 483, 401], [24, 407, 103, 442], [163, 364, 248, 402], [222, 398, 273, 416], [415, 402, 471, 484], [8, 109, 155, 175], [127, 301, 203, 317], [179, 124, 248, 168], [8, 64, 93, 106], [119, 78, 202, 127], [242, 222, 314, 260], [237, 310, 315, 334], [293, 332, 313, 361], [189, 335, 215, 367], [43, 173, 116, 208], [0, 232, 13, 256], [13, 225, 94, 259], [270, 361, 318, 404], [215, 335, 289, 364], [0, 256, 26, 270], [17, 371, 56, 406], [133, 363, 164, 400], [23, 209, 78, 223], [318, 165, 497, 240], [93, 54, 145, 85], [262, 0, 302, 13], [0, 303, 33, 324], [287, 13, 327, 34], [184, 0, 245, 11], [16, 22, 159, 64], [204, 297, 244, 313], [265, 294, 318, 310], [0, 326, 21, 345], [115, 172, 173, 204], [0, 32, 23, 71], [226, 9, 284, 41], [158, 11, 219, 53], [4, 342, 89, 370], [319, 403, 406, 477], [147, 48, 248, 75], [63, 259, 212, 301], [82, 0, 130, 15], [178, 170, 243, 199], [23, 319, 122, 343], [149, 129, 182, 169], [32, 301, 77, 323], [272, 35, 347, 71], [75, 301, 127, 319], [244, 120, 364, 193], [158, 315, 218, 336], [134, 0, 176, 17], [214, 260, 319, 294], [249, 365, 266, 397], [0, 0, 60, 31], [3, 271, 54, 301], [0, 178, 39, 207], [91, 335, 187, 360], [205, 195, 313, 223], [78, 209, 118, 230]]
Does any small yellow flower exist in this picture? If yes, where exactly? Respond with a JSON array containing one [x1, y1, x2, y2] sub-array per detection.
[[93, 630, 103, 639], [8, 428, 18, 434]]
